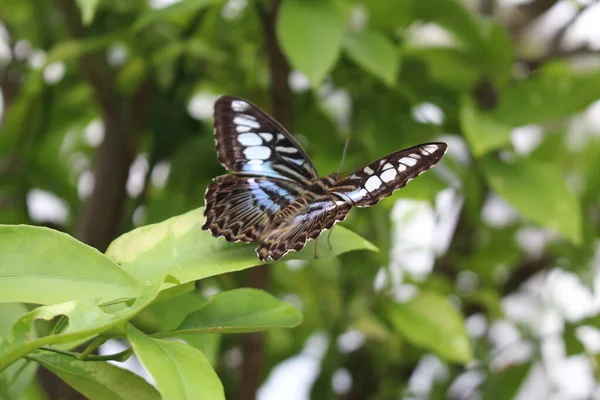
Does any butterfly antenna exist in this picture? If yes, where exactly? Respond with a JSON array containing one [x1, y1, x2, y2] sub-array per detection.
[[336, 136, 351, 173]]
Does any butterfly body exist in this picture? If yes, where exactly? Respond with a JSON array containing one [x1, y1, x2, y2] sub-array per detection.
[[203, 95, 448, 262]]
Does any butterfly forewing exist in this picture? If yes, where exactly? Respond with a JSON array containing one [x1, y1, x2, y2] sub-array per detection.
[[330, 142, 448, 207], [213, 95, 318, 183], [203, 174, 304, 242]]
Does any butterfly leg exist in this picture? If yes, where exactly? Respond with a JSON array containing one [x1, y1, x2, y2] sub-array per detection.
[[327, 229, 333, 250], [314, 238, 319, 259]]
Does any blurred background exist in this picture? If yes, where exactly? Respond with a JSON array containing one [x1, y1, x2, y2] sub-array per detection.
[[2, 0, 600, 398]]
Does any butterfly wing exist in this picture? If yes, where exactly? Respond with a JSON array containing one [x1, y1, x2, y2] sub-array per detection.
[[255, 195, 351, 262], [213, 95, 318, 184], [203, 174, 304, 243], [330, 142, 447, 207]]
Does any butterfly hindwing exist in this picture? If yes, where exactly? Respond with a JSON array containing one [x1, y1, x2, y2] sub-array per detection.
[[203, 174, 304, 243], [255, 195, 351, 262], [213, 95, 318, 183], [330, 142, 448, 207]]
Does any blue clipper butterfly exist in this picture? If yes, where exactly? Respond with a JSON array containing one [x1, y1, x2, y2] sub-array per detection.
[[203, 95, 447, 262]]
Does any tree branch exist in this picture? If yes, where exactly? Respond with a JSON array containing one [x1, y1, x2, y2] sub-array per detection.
[[237, 2, 293, 400], [55, 0, 138, 252]]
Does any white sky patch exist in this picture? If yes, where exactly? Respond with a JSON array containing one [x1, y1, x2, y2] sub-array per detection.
[[331, 368, 352, 395], [187, 92, 218, 121], [78, 170, 95, 200], [221, 0, 248, 20], [562, 2, 600, 50], [510, 125, 543, 155], [411, 102, 445, 125], [149, 0, 181, 8], [84, 119, 105, 147], [132, 205, 146, 226], [43, 61, 66, 84], [465, 313, 487, 339], [448, 370, 485, 400], [100, 340, 155, 385], [151, 161, 171, 189], [349, 4, 367, 32], [127, 154, 149, 198], [0, 26, 11, 68], [409, 354, 448, 398], [336, 329, 365, 354], [258, 332, 329, 400], [13, 39, 31, 61], [481, 193, 520, 228], [280, 293, 303, 311], [318, 86, 352, 130], [547, 268, 597, 322], [404, 23, 456, 48], [289, 70, 310, 93], [26, 189, 70, 224], [107, 44, 129, 67]]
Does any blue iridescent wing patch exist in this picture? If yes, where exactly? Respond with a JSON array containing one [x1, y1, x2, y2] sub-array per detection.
[[203, 174, 304, 243]]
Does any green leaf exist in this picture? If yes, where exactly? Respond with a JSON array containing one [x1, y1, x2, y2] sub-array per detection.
[[30, 353, 160, 400], [482, 21, 512, 84], [388, 291, 473, 363], [128, 326, 224, 400], [344, 28, 400, 87], [483, 157, 582, 244], [46, 33, 125, 64], [105, 207, 377, 285], [0, 304, 38, 400], [277, 0, 346, 87], [483, 363, 531, 399], [493, 62, 600, 127], [174, 288, 302, 334], [134, 0, 225, 31], [460, 96, 511, 156], [0, 282, 159, 372], [75, 0, 100, 25], [412, 0, 486, 55], [0, 225, 142, 305]]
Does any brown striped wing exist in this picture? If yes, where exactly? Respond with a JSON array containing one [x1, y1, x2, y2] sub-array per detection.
[[255, 195, 351, 262], [330, 142, 448, 207], [203, 174, 304, 243], [213, 95, 318, 184]]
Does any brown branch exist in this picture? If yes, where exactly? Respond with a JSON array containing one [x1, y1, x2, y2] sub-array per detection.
[[55, 0, 137, 252], [237, 2, 293, 400]]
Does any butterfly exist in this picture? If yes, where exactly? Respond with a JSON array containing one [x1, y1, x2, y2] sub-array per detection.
[[203, 95, 448, 262]]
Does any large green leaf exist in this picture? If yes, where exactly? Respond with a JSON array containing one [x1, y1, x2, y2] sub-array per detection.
[[483, 156, 582, 244], [460, 96, 511, 156], [0, 225, 142, 305], [128, 326, 224, 400], [105, 207, 377, 285], [493, 62, 600, 127], [0, 282, 159, 372], [30, 353, 160, 400], [344, 28, 400, 87], [277, 0, 346, 87], [388, 291, 473, 363], [173, 288, 302, 334]]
